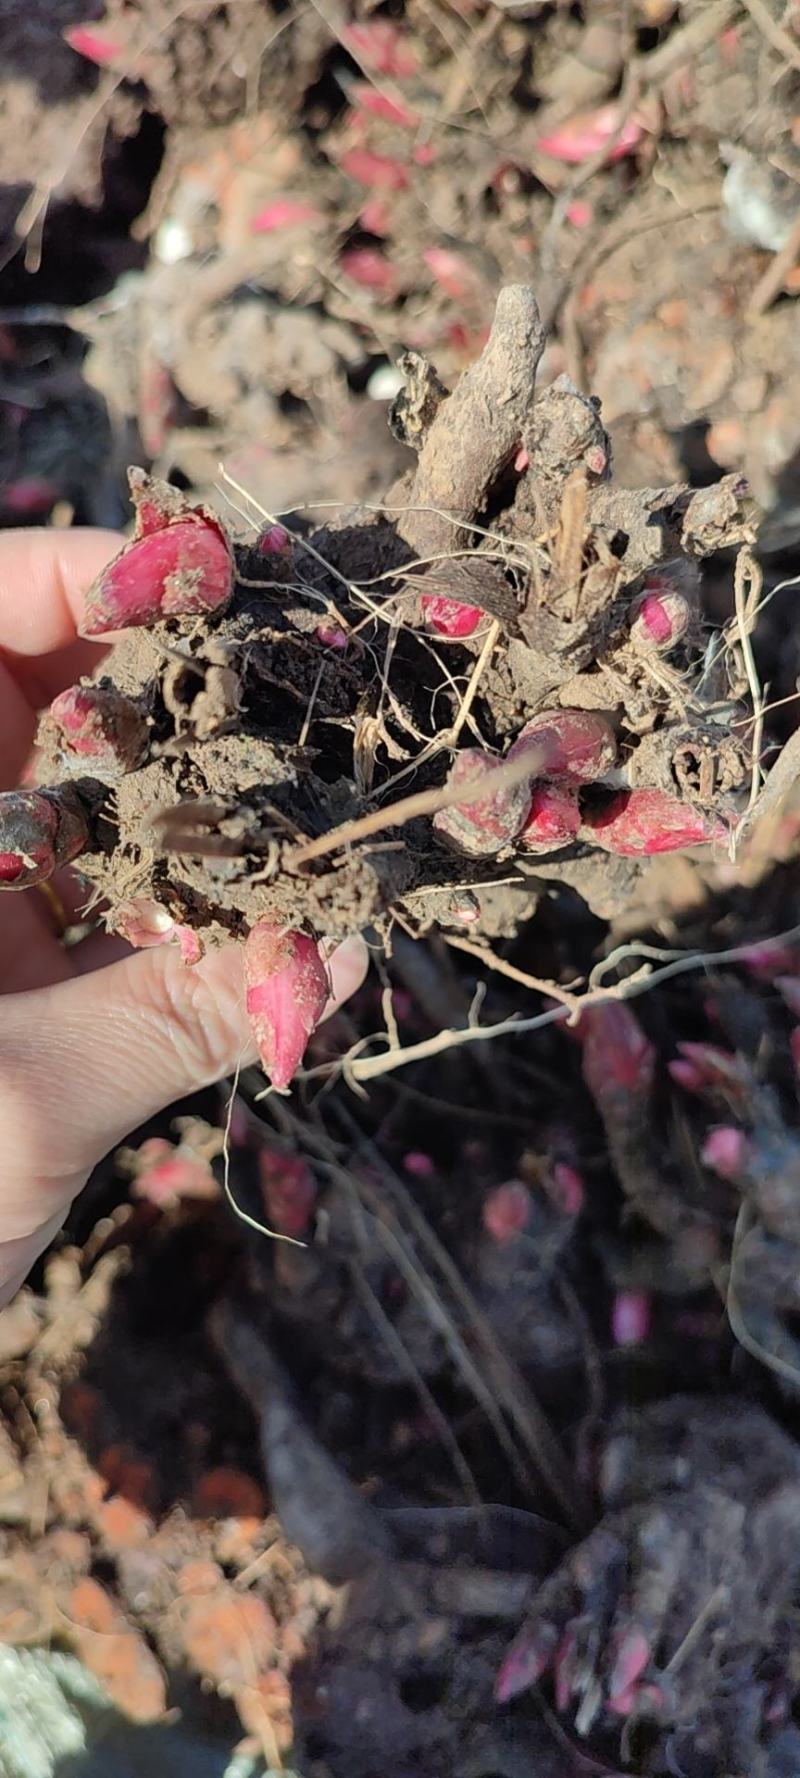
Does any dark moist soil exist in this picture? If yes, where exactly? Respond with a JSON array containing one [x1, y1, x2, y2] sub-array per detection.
[[7, 6, 800, 1778]]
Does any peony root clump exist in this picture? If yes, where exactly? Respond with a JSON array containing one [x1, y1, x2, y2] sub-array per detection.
[[1, 286, 760, 1086]]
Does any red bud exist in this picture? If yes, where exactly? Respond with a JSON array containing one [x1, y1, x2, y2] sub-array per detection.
[[518, 784, 580, 852], [82, 517, 233, 636], [244, 923, 329, 1090], [508, 710, 616, 783], [45, 685, 148, 775], [421, 596, 482, 638], [629, 586, 690, 651], [584, 788, 727, 855], [433, 749, 532, 857]]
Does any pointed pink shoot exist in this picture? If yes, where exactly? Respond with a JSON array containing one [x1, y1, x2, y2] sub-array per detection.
[[535, 103, 644, 166], [495, 1624, 557, 1703], [584, 788, 727, 855], [244, 922, 329, 1090], [81, 517, 233, 635]]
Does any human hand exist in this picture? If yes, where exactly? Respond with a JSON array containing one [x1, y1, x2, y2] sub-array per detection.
[[0, 529, 368, 1307]]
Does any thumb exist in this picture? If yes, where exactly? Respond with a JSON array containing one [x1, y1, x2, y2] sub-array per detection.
[[0, 934, 367, 1290]]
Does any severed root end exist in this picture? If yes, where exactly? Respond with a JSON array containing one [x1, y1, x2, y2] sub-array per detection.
[[0, 787, 89, 889]]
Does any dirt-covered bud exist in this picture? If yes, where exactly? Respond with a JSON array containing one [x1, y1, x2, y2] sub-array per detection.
[[629, 583, 691, 652], [433, 749, 532, 857], [0, 787, 89, 889], [508, 709, 617, 783], [583, 787, 728, 855], [421, 595, 482, 638], [44, 685, 149, 776], [518, 784, 580, 852], [244, 922, 330, 1090]]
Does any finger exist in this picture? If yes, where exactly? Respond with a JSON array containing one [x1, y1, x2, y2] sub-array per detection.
[[0, 934, 369, 1240], [0, 528, 120, 781], [0, 528, 120, 665]]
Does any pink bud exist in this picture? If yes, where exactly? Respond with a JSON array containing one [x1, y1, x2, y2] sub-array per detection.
[[0, 788, 88, 889], [700, 1125, 748, 1180], [629, 587, 690, 651], [359, 197, 391, 235], [668, 1042, 745, 1095], [339, 246, 398, 293], [584, 788, 727, 855], [342, 21, 417, 77], [81, 516, 233, 635], [112, 898, 205, 964], [340, 148, 410, 191], [257, 524, 291, 556], [549, 1161, 585, 1217], [63, 23, 124, 63], [433, 749, 532, 857], [495, 1624, 557, 1702], [566, 198, 593, 228], [518, 784, 580, 852], [176, 926, 203, 965], [244, 922, 329, 1090], [611, 1290, 651, 1347], [608, 1628, 651, 1709], [508, 710, 617, 783], [423, 247, 479, 304], [514, 446, 530, 472], [421, 595, 482, 638], [249, 198, 322, 234], [403, 1151, 436, 1178], [315, 624, 349, 650], [482, 1181, 532, 1243], [46, 685, 148, 775], [535, 103, 644, 165], [578, 1003, 655, 1099], [350, 83, 418, 128], [258, 1148, 316, 1238]]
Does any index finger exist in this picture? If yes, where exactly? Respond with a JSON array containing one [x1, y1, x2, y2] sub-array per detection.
[[0, 528, 121, 678]]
